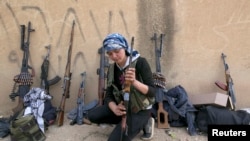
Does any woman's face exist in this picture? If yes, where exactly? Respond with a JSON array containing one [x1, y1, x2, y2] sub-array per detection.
[[107, 48, 127, 66]]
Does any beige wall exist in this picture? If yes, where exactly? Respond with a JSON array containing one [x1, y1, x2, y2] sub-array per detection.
[[0, 0, 250, 115]]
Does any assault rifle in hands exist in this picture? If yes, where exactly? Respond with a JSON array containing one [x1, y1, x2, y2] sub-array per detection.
[[121, 37, 134, 140], [40, 45, 61, 93], [215, 53, 236, 110], [57, 20, 75, 126], [10, 22, 35, 114], [70, 72, 86, 125], [97, 46, 109, 106]]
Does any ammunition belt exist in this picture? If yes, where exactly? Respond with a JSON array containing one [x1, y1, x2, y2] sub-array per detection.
[[14, 72, 33, 85], [153, 72, 167, 89]]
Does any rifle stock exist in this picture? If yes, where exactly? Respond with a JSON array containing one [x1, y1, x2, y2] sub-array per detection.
[[10, 22, 35, 114], [57, 20, 75, 126]]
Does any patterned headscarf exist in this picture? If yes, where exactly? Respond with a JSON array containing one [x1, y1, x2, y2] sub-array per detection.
[[103, 33, 136, 55]]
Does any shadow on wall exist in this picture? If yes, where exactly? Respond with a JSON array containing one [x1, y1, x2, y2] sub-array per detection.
[[137, 0, 176, 81]]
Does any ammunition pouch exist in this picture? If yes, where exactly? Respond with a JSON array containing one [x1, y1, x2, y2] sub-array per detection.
[[10, 115, 46, 141], [111, 84, 123, 104]]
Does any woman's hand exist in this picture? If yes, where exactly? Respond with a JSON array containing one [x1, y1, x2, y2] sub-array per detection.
[[125, 68, 136, 83], [125, 67, 149, 95], [113, 101, 126, 116]]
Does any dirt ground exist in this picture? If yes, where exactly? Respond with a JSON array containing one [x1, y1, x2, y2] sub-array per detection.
[[0, 115, 208, 141]]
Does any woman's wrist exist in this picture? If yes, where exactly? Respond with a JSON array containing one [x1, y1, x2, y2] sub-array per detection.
[[132, 79, 137, 87], [108, 101, 117, 112], [132, 79, 148, 94]]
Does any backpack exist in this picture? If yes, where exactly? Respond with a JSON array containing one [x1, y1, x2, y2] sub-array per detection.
[[10, 114, 46, 141]]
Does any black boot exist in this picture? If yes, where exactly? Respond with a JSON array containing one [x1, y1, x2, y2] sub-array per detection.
[[140, 117, 155, 140]]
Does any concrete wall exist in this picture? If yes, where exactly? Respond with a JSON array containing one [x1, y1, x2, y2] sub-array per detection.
[[1, 0, 250, 115]]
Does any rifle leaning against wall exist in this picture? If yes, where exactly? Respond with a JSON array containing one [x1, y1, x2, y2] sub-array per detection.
[[97, 46, 109, 106], [57, 20, 75, 126], [70, 72, 86, 125], [215, 53, 236, 110], [40, 45, 61, 94], [9, 22, 35, 115], [151, 33, 169, 129]]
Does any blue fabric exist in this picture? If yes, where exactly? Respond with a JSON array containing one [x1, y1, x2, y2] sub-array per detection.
[[152, 85, 198, 136], [103, 33, 129, 52], [67, 99, 98, 121], [103, 33, 138, 56]]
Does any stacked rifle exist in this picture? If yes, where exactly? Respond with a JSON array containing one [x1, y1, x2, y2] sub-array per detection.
[[57, 20, 75, 126], [9, 22, 35, 115], [8, 20, 76, 127], [40, 45, 61, 94], [215, 53, 236, 110], [97, 46, 109, 106], [151, 33, 170, 129], [70, 72, 86, 125]]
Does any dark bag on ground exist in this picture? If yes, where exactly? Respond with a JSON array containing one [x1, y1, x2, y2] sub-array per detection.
[[196, 105, 250, 133], [0, 118, 10, 138], [10, 114, 46, 141], [43, 100, 57, 126]]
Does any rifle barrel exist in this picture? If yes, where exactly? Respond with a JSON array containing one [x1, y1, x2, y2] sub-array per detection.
[[159, 34, 165, 58], [152, 33, 165, 73]]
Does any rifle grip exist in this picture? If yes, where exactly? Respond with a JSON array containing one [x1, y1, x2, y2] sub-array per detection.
[[157, 102, 169, 129]]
